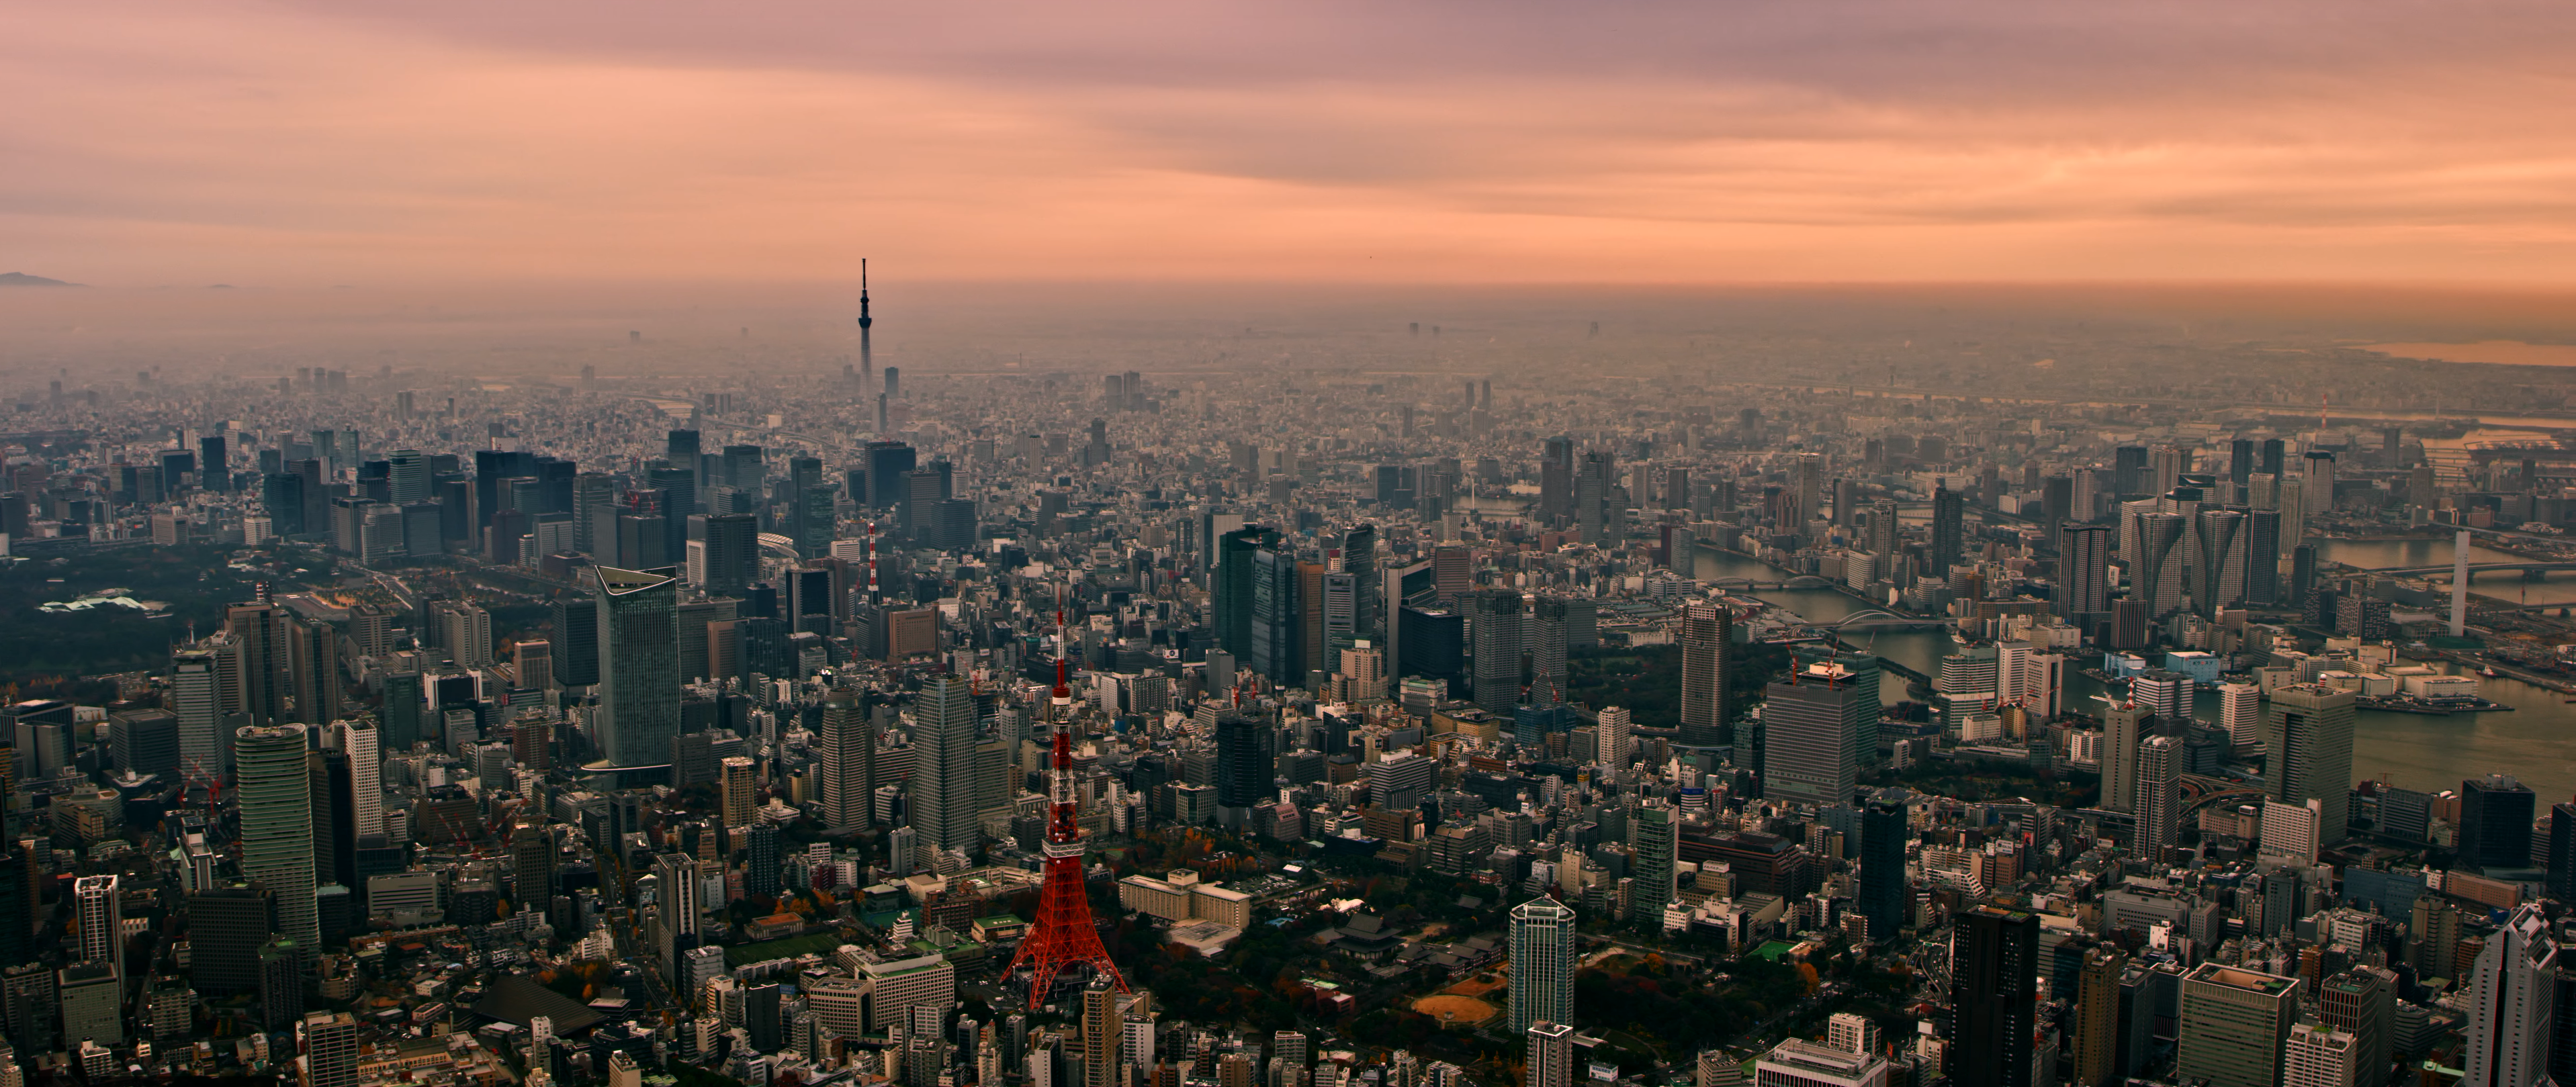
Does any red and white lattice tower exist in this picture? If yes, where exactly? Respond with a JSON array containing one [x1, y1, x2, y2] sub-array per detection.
[[1004, 606, 1128, 1008]]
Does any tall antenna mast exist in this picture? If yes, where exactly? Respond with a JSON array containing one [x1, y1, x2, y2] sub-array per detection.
[[856, 258, 875, 385]]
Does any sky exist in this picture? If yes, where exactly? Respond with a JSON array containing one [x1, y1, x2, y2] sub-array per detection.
[[9, 1, 2576, 288]]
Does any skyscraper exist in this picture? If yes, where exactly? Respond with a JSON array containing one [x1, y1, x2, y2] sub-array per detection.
[[2244, 508, 2282, 605], [335, 718, 381, 839], [1470, 589, 1526, 715], [1596, 704, 1632, 768], [73, 876, 121, 980], [721, 755, 756, 830], [379, 671, 423, 751], [2177, 963, 2301, 1087], [2057, 524, 2109, 623], [1214, 712, 1271, 809], [2457, 774, 2536, 872], [2461, 904, 2557, 1087], [236, 724, 320, 953], [1631, 801, 1677, 920], [1949, 906, 2039, 1087], [815, 688, 875, 831], [702, 513, 760, 598], [172, 647, 228, 788], [2264, 684, 2356, 843], [1539, 437, 1574, 524], [1858, 788, 1908, 943], [1248, 544, 1301, 684], [2301, 451, 2337, 528], [1677, 602, 1732, 747], [1508, 898, 1574, 1035], [2072, 947, 2127, 1087], [595, 565, 681, 773], [1928, 479, 1963, 573], [1526, 595, 1570, 706], [1527, 1022, 1576, 1087], [2318, 969, 2395, 1087], [2101, 700, 2151, 816], [1344, 523, 1380, 641], [2192, 508, 2247, 616], [1761, 663, 1864, 809], [2548, 802, 2576, 902], [2133, 512, 2188, 618], [909, 675, 982, 860], [2136, 735, 2182, 859]]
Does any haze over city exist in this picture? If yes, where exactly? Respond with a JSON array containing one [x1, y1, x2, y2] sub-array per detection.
[[4, 8, 2576, 1087]]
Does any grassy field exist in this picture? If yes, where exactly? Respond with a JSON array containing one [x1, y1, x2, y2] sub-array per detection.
[[722, 932, 847, 966]]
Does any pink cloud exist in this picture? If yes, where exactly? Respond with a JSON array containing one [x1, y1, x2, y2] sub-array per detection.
[[7, 1, 2576, 286]]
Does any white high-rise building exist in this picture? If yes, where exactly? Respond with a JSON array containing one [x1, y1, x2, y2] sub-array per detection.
[[1597, 705, 1632, 769], [1755, 1039, 1888, 1087], [2258, 799, 2323, 867], [2461, 904, 2558, 1087], [2284, 1024, 2357, 1087], [2217, 683, 2262, 753], [1527, 1023, 1577, 1087], [1827, 1012, 1881, 1057], [75, 875, 122, 980], [334, 718, 382, 838]]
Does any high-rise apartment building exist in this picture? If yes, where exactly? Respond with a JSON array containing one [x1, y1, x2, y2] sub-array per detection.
[[2136, 735, 2182, 859], [73, 876, 120, 980], [1528, 1023, 1578, 1087], [335, 718, 380, 839], [1508, 898, 1574, 1035], [720, 756, 756, 830]]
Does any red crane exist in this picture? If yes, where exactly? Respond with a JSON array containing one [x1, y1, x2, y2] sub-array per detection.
[[1004, 594, 1128, 1008]]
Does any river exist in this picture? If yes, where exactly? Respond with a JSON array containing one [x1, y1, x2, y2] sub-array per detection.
[[1691, 546, 2576, 805]]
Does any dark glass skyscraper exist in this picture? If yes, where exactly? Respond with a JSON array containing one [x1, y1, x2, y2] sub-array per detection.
[[1949, 905, 2039, 1087], [550, 596, 600, 688], [867, 440, 916, 510], [1929, 479, 1964, 573], [703, 513, 760, 598], [1214, 712, 1271, 808], [594, 565, 680, 772], [1249, 545, 1302, 683], [1859, 788, 1908, 942]]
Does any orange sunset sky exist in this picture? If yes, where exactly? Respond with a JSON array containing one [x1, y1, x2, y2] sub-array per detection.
[[9, 1, 2576, 288]]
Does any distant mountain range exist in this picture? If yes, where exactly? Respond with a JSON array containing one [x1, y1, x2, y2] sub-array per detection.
[[0, 273, 78, 287]]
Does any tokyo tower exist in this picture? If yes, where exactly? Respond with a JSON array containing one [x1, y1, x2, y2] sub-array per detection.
[[1004, 607, 1128, 1008]]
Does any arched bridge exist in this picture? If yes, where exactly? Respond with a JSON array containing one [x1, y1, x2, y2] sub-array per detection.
[[2354, 561, 2576, 581]]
